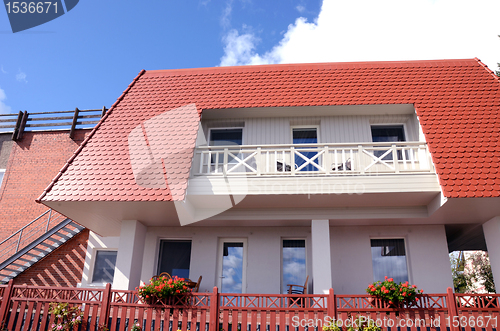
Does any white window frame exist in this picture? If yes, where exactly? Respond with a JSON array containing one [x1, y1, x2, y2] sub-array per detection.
[[369, 236, 411, 284], [90, 249, 118, 285], [290, 125, 321, 144], [281, 238, 307, 294], [217, 238, 248, 293]]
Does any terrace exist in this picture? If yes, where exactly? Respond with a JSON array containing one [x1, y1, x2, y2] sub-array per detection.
[[0, 281, 498, 331]]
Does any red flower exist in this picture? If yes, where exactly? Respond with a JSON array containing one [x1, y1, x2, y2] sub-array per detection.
[[420, 289, 424, 293], [403, 292, 407, 296], [381, 286, 386, 291], [412, 285, 417, 288], [416, 298, 419, 301], [384, 290, 389, 294], [371, 288, 376, 292], [388, 278, 393, 282], [385, 276, 388, 280]]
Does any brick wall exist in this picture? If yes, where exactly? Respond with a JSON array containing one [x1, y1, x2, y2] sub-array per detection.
[[13, 229, 89, 286], [0, 130, 91, 286], [0, 130, 89, 240]]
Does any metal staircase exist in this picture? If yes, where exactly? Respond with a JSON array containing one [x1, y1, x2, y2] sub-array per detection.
[[0, 209, 85, 283]]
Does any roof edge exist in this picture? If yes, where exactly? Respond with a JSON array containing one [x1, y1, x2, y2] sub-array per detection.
[[36, 69, 147, 203], [144, 58, 479, 76], [474, 57, 500, 82]]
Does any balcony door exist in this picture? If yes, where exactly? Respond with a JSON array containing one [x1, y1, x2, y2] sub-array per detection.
[[217, 238, 247, 293], [157, 240, 192, 279], [292, 127, 318, 172]]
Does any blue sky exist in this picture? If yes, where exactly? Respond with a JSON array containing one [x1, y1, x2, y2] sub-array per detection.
[[1, 0, 499, 114]]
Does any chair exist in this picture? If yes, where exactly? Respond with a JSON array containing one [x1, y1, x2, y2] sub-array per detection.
[[277, 160, 297, 172], [287, 276, 309, 307], [193, 275, 202, 292], [186, 275, 202, 292], [333, 158, 351, 171]]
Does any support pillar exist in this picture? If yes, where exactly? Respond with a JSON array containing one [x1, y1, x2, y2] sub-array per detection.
[[482, 217, 500, 291], [113, 220, 147, 290], [311, 219, 332, 294]]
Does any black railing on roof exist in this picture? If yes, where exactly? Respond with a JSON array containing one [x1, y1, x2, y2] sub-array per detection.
[[0, 107, 107, 140]]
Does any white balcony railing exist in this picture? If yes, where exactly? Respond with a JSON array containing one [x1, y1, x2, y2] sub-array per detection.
[[193, 142, 434, 177]]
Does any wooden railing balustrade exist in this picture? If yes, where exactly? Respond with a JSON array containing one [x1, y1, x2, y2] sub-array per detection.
[[0, 281, 498, 331], [194, 141, 434, 177]]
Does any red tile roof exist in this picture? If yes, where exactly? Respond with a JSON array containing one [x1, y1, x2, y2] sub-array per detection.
[[38, 58, 500, 202]]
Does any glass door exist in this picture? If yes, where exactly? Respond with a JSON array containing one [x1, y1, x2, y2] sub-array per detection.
[[218, 239, 247, 293], [292, 128, 318, 171]]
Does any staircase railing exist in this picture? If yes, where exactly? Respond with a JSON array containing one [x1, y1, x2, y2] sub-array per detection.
[[0, 209, 65, 264]]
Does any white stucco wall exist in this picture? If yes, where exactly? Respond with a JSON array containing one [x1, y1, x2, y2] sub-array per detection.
[[140, 226, 312, 293], [330, 225, 453, 294]]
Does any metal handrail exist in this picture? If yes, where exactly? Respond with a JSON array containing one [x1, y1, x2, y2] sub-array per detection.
[[0, 209, 65, 263]]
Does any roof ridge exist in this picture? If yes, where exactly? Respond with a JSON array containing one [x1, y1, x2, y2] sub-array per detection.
[[144, 58, 479, 76], [36, 69, 147, 203], [474, 57, 500, 82]]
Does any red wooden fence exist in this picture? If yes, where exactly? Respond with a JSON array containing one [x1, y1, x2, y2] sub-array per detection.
[[0, 280, 498, 331]]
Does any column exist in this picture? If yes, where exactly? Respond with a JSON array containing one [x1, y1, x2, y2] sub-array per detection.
[[113, 220, 147, 290], [482, 217, 500, 290], [311, 219, 332, 294]]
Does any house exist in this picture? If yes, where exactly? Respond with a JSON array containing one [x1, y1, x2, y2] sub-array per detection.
[[30, 59, 500, 295]]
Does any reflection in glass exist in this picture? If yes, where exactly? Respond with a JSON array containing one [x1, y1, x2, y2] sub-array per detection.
[[221, 242, 244, 293], [371, 239, 408, 283], [92, 251, 117, 283], [282, 240, 306, 293]]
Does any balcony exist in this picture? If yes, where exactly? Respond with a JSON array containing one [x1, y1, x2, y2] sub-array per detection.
[[193, 141, 434, 177]]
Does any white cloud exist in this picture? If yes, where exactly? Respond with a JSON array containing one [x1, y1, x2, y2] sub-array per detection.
[[220, 0, 500, 71], [1, 66, 7, 74], [16, 69, 27, 83], [0, 88, 12, 114], [220, 0, 233, 29], [296, 5, 305, 13]]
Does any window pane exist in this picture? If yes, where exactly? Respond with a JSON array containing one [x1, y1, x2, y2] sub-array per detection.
[[158, 240, 192, 279], [221, 242, 244, 293], [282, 239, 306, 293], [210, 129, 243, 146], [293, 128, 317, 144], [371, 239, 408, 283], [371, 126, 405, 142], [92, 251, 117, 283], [293, 128, 318, 171]]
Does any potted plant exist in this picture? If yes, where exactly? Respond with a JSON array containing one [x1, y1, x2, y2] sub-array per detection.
[[366, 276, 423, 308], [137, 275, 192, 305]]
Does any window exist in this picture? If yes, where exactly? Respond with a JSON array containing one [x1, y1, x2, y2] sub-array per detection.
[[92, 250, 117, 284], [209, 128, 243, 146], [217, 238, 247, 293], [0, 169, 5, 186], [209, 128, 243, 164], [157, 240, 192, 279], [282, 239, 306, 294], [371, 125, 406, 160], [292, 127, 318, 171], [371, 238, 408, 283]]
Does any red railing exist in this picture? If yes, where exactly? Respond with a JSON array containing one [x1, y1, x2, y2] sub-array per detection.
[[0, 281, 498, 331]]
